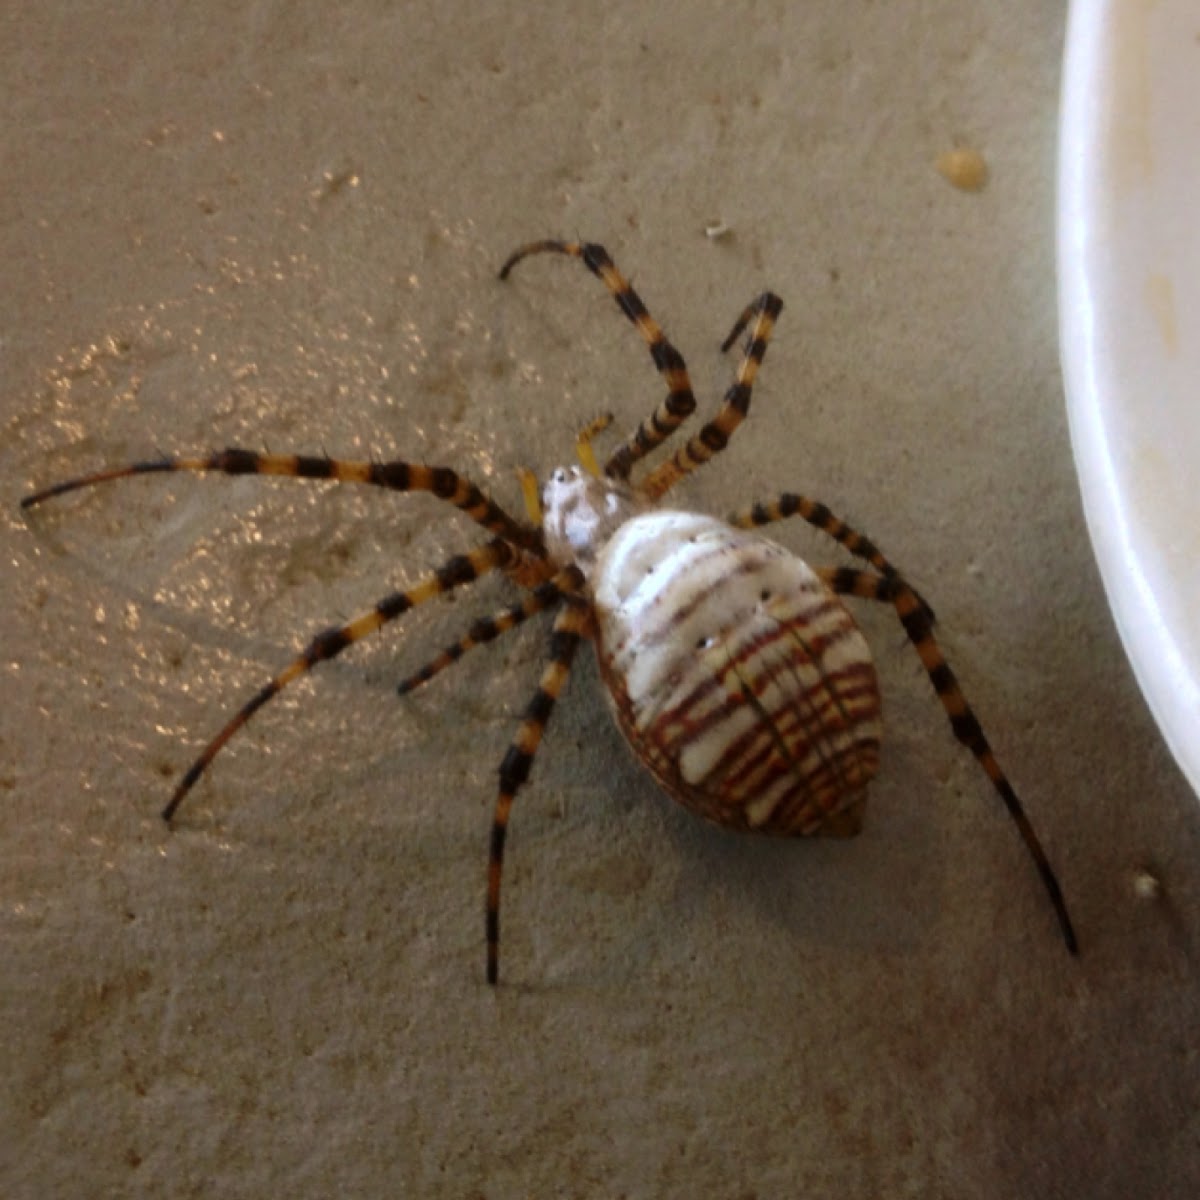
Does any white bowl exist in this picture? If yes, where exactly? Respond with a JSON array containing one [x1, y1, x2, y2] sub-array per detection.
[[1058, 0, 1200, 797]]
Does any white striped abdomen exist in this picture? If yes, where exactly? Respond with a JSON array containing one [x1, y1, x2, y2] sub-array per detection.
[[592, 511, 881, 835]]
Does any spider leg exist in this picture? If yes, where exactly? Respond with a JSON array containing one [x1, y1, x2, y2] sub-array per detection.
[[487, 597, 591, 985], [22, 449, 541, 554], [816, 564, 1078, 956], [642, 293, 784, 499], [720, 294, 777, 354], [731, 492, 935, 623], [498, 239, 697, 480], [161, 540, 513, 822], [397, 576, 570, 696]]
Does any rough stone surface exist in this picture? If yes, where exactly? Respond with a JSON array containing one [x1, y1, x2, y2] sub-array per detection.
[[3, 3, 1198, 1197]]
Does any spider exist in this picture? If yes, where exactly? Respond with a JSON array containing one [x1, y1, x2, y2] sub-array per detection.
[[22, 238, 1078, 983]]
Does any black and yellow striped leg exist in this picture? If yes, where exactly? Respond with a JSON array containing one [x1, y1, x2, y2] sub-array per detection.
[[162, 540, 512, 822], [498, 239, 697, 480], [486, 598, 591, 985], [397, 579, 565, 696], [720, 293, 780, 355], [733, 494, 935, 623], [22, 449, 541, 554], [817, 565, 1078, 956], [642, 293, 784, 499]]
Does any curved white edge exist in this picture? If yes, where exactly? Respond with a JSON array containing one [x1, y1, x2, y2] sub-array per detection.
[[1057, 0, 1200, 798]]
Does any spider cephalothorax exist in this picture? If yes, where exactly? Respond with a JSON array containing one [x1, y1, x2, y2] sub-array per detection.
[[540, 463, 646, 576], [22, 238, 1078, 983]]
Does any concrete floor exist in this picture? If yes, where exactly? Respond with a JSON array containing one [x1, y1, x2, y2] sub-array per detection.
[[3, 2, 1198, 1196]]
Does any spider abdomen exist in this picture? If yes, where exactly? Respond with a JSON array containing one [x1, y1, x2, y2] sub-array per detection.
[[592, 511, 882, 836]]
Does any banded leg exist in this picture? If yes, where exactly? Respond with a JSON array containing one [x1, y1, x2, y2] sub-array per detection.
[[498, 240, 697, 480], [162, 540, 512, 822], [733, 493, 935, 622], [735, 493, 903, 576], [397, 574, 574, 696], [22, 448, 541, 554], [720, 293, 781, 354], [816, 564, 1078, 956], [487, 598, 591, 985], [642, 292, 784, 499]]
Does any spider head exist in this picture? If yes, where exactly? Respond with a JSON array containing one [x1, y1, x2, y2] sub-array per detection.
[[540, 465, 644, 578]]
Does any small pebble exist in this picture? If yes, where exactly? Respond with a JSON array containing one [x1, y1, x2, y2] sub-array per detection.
[[1131, 869, 1162, 901], [936, 148, 989, 192]]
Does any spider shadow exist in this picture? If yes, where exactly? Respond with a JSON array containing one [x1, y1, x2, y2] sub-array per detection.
[[505, 721, 950, 992], [649, 750, 946, 965]]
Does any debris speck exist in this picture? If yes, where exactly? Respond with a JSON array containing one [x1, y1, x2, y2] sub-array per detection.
[[704, 220, 732, 240], [936, 148, 988, 193], [1131, 869, 1162, 901]]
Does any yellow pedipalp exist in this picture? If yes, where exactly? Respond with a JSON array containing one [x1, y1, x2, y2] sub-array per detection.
[[574, 412, 614, 477], [516, 466, 542, 525]]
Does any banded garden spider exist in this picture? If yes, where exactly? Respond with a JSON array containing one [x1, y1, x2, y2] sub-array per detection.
[[22, 238, 1078, 983]]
